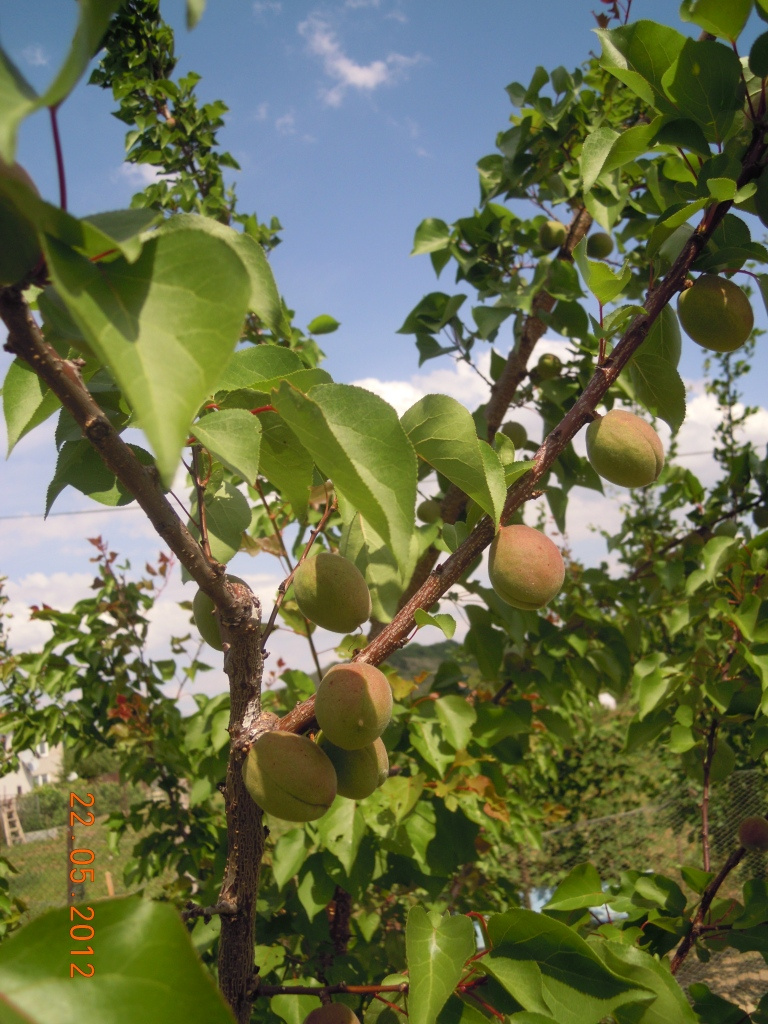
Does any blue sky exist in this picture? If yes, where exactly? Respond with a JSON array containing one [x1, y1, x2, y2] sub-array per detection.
[[2, 1, 768, 690]]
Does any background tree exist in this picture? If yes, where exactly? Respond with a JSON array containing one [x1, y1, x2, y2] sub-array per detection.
[[1, 2, 768, 1024]]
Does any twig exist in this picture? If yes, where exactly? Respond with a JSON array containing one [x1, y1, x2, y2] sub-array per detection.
[[181, 899, 237, 923], [701, 721, 717, 872], [49, 105, 67, 211], [670, 845, 747, 975]]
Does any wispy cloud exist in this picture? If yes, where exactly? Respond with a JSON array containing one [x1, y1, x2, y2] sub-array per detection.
[[253, 1, 281, 14], [298, 15, 423, 107], [254, 101, 269, 122], [275, 110, 296, 135], [21, 45, 48, 67]]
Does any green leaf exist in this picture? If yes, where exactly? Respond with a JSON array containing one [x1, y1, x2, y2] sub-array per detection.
[[679, 0, 752, 41], [689, 983, 750, 1024], [597, 21, 685, 114], [0, 1, 124, 162], [192, 410, 262, 484], [406, 906, 475, 1024], [257, 411, 315, 519], [272, 382, 417, 576], [215, 346, 331, 396], [0, 897, 236, 1024], [487, 910, 650, 1024], [340, 513, 407, 622], [156, 214, 282, 333], [627, 353, 686, 434], [45, 441, 155, 516], [306, 314, 340, 335], [594, 940, 698, 1023], [3, 358, 61, 454], [472, 305, 513, 340], [401, 395, 505, 526], [0, 46, 38, 163], [412, 218, 451, 255], [433, 695, 476, 751], [573, 238, 632, 305], [43, 228, 250, 485], [661, 39, 743, 144], [581, 127, 619, 193], [189, 481, 252, 566], [187, 0, 206, 29], [315, 798, 366, 874], [638, 302, 682, 368], [544, 863, 606, 912], [414, 609, 457, 640]]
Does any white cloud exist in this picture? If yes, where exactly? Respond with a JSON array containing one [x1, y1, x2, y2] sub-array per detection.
[[298, 15, 423, 106], [253, 1, 281, 13], [254, 101, 269, 122], [344, 0, 380, 7], [113, 163, 171, 187], [275, 111, 296, 135], [21, 45, 48, 67]]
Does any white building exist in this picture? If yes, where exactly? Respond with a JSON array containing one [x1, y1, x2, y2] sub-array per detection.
[[0, 736, 64, 800]]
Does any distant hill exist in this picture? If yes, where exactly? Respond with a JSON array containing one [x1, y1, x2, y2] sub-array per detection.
[[385, 638, 462, 679]]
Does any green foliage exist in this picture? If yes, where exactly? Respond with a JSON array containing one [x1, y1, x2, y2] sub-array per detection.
[[4, 1, 768, 1022]]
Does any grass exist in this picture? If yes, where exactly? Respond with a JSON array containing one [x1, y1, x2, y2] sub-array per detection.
[[3, 817, 174, 922]]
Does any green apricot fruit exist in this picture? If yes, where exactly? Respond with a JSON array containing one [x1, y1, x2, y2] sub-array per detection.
[[315, 662, 393, 750], [193, 575, 247, 651], [417, 499, 442, 524], [585, 409, 664, 488], [536, 353, 562, 380], [317, 733, 388, 800], [501, 421, 527, 448], [754, 507, 768, 530], [677, 275, 754, 353], [488, 524, 565, 611], [242, 731, 337, 822], [293, 552, 371, 633], [586, 232, 614, 259], [304, 1005, 360, 1024], [538, 219, 567, 251], [738, 815, 768, 851], [0, 158, 42, 286]]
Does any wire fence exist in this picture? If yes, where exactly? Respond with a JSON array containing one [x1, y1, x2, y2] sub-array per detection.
[[2, 771, 767, 1009]]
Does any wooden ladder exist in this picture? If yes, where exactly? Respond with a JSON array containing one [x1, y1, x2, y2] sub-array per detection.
[[0, 798, 25, 846]]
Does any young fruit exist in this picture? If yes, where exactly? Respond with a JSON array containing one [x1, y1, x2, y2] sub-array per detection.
[[677, 275, 754, 352], [293, 552, 371, 633], [738, 815, 768, 851], [585, 410, 664, 488], [192, 575, 247, 651], [501, 421, 527, 448], [586, 232, 614, 259], [488, 524, 565, 610], [535, 353, 562, 380], [242, 731, 337, 822], [304, 1005, 360, 1024], [417, 498, 442, 524], [316, 734, 388, 800], [315, 662, 393, 750], [538, 219, 567, 251]]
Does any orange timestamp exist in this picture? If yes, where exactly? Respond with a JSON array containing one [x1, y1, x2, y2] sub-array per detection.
[[69, 791, 95, 978]]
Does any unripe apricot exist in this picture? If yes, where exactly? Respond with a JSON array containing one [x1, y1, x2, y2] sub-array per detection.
[[417, 499, 442, 524], [293, 552, 371, 633], [738, 815, 768, 851], [501, 421, 527, 448], [536, 353, 562, 380], [304, 1005, 360, 1024], [586, 410, 664, 488], [315, 663, 393, 750], [242, 731, 337, 822], [586, 232, 614, 259], [317, 734, 388, 800], [677, 275, 754, 352], [192, 575, 247, 651], [488, 524, 565, 611], [538, 219, 567, 251]]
